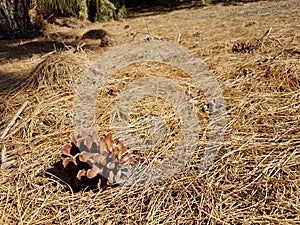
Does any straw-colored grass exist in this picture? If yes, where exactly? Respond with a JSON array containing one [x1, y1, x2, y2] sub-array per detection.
[[0, 0, 299, 224], [25, 50, 88, 90]]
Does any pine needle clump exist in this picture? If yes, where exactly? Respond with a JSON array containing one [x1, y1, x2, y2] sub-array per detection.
[[26, 50, 87, 90]]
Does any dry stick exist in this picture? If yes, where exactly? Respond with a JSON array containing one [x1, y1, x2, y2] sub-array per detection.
[[40, 49, 57, 59], [0, 100, 30, 140], [0, 100, 30, 168], [75, 42, 86, 54], [260, 27, 272, 48], [132, 31, 162, 41], [174, 24, 182, 44], [1, 145, 6, 168], [269, 35, 284, 46]]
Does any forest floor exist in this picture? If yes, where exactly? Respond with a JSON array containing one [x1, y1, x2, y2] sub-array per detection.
[[0, 0, 299, 224]]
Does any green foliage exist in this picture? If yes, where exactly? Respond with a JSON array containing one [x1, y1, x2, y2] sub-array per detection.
[[200, 0, 238, 5], [78, 0, 88, 19], [117, 5, 127, 19], [37, 0, 82, 17], [94, 0, 117, 22], [200, 0, 212, 5], [37, 0, 123, 22]]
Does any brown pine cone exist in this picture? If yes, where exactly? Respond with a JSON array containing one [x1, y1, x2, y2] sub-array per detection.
[[61, 130, 134, 190], [232, 42, 255, 53]]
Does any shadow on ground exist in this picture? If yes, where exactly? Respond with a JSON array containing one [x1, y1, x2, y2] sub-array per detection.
[[46, 161, 80, 193], [126, 0, 203, 18], [0, 70, 28, 94], [0, 39, 70, 61]]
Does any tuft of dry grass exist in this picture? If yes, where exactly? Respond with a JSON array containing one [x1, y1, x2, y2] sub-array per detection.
[[0, 0, 299, 224], [25, 50, 88, 91]]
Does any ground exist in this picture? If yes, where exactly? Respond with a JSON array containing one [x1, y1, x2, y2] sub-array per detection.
[[0, 0, 299, 224]]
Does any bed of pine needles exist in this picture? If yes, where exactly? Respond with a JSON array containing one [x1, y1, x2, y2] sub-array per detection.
[[0, 0, 299, 224]]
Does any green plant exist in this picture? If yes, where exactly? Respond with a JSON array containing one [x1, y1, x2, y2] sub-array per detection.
[[78, 0, 88, 19], [36, 0, 126, 22], [116, 5, 127, 19], [94, 0, 117, 22], [37, 0, 82, 17], [200, 0, 212, 5]]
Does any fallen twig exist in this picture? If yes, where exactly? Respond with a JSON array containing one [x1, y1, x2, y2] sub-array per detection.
[[131, 31, 162, 41], [260, 27, 272, 48], [269, 35, 284, 46], [259, 27, 284, 48], [0, 101, 30, 141], [41, 50, 57, 59], [74, 42, 86, 54], [0, 101, 29, 168], [1, 159, 17, 170], [1, 145, 6, 168], [174, 24, 182, 44]]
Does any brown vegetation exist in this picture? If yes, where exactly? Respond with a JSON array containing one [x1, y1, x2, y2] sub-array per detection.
[[0, 0, 299, 224]]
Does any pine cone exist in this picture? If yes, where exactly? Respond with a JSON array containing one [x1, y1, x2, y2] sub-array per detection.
[[61, 130, 134, 190], [232, 42, 255, 53]]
